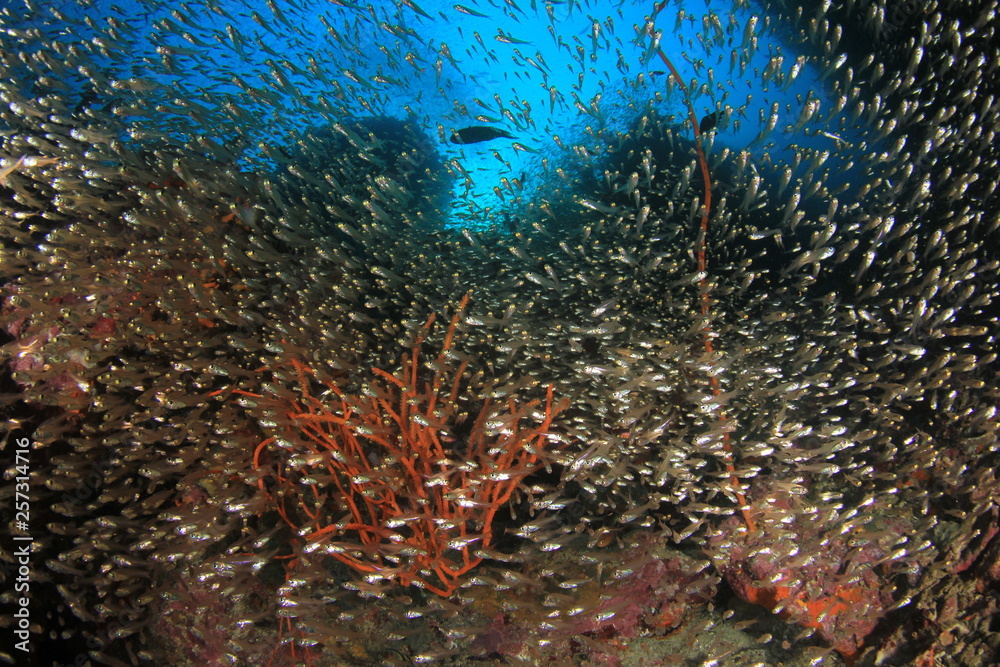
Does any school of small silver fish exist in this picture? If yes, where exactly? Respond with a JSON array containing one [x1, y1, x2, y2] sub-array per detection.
[[1, 0, 998, 664]]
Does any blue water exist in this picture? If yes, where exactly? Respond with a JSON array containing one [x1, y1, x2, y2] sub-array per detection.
[[15, 0, 868, 230]]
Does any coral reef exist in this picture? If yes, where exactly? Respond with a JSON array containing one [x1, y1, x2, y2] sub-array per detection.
[[1, 0, 999, 666]]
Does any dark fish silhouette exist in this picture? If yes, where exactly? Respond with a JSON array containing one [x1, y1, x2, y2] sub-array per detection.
[[699, 112, 718, 134], [450, 126, 515, 144]]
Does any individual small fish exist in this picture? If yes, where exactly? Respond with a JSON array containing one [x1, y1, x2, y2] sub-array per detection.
[[495, 29, 532, 45], [454, 3, 489, 17], [450, 125, 515, 144], [699, 111, 718, 134]]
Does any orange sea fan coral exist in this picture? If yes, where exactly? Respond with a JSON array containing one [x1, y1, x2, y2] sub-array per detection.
[[254, 294, 566, 596]]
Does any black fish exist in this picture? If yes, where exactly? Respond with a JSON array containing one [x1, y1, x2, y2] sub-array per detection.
[[699, 112, 718, 134], [450, 126, 515, 144]]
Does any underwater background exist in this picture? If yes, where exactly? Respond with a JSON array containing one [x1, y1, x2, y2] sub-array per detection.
[[1, 0, 999, 664]]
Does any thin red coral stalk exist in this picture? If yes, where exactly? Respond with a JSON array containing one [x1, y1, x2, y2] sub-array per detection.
[[649, 3, 754, 532]]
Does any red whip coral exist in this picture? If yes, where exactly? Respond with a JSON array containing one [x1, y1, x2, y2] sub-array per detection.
[[254, 294, 565, 596]]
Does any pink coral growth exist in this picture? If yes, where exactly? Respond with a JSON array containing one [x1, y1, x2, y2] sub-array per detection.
[[467, 535, 715, 664], [707, 479, 924, 662], [152, 567, 292, 666]]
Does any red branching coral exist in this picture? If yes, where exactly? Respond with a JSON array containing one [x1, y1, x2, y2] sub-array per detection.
[[254, 294, 566, 596]]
